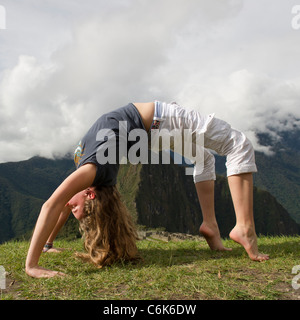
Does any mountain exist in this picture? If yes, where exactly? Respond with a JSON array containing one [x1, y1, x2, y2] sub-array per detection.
[[0, 157, 75, 243], [133, 160, 299, 237], [0, 153, 299, 244], [255, 128, 300, 223]]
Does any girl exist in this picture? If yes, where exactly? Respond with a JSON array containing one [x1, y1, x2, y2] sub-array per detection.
[[25, 101, 269, 278]]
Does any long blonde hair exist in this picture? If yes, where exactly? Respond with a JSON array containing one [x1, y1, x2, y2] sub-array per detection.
[[76, 185, 140, 267]]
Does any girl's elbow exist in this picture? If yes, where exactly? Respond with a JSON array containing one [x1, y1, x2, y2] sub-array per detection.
[[41, 199, 62, 214]]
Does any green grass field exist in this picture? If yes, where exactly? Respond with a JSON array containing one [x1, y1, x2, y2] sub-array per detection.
[[1, 236, 300, 300]]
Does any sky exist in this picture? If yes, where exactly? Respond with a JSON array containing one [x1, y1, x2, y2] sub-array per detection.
[[0, 0, 300, 163]]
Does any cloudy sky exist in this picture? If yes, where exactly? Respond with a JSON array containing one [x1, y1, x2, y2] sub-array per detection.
[[0, 0, 299, 162]]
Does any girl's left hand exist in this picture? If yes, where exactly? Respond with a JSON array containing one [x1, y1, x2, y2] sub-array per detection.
[[44, 247, 65, 253]]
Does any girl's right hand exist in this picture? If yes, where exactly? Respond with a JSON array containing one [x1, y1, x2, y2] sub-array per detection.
[[26, 265, 66, 278]]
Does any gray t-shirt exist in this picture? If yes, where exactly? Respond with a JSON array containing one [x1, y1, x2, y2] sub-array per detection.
[[74, 103, 145, 187]]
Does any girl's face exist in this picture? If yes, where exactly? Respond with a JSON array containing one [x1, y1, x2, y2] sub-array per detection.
[[66, 188, 96, 220]]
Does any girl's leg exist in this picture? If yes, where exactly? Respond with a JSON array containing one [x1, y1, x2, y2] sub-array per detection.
[[195, 180, 231, 251], [228, 173, 269, 261], [202, 117, 269, 260]]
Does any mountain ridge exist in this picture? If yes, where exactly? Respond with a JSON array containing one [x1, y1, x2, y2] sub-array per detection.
[[0, 154, 299, 244]]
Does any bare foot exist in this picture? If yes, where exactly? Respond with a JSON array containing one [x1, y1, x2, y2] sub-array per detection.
[[200, 222, 232, 251], [229, 225, 269, 261]]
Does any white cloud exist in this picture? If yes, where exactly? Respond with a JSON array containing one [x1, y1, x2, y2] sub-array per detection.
[[0, 0, 299, 162], [178, 69, 300, 154]]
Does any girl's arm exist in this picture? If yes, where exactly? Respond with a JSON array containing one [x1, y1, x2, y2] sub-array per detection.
[[25, 163, 97, 278], [43, 207, 71, 252]]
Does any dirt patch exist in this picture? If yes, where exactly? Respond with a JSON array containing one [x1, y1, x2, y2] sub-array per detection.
[[1, 275, 23, 299], [274, 282, 300, 300], [138, 230, 205, 242]]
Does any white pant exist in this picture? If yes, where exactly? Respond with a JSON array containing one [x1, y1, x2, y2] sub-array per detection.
[[151, 101, 257, 183]]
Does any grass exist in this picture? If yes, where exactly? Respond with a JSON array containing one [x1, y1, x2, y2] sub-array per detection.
[[1, 236, 300, 300]]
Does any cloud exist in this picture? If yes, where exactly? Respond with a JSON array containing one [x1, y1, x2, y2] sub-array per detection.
[[178, 69, 300, 154], [0, 0, 299, 162]]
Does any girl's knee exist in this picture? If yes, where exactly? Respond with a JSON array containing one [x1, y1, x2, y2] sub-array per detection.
[[193, 149, 216, 183], [225, 134, 257, 176]]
